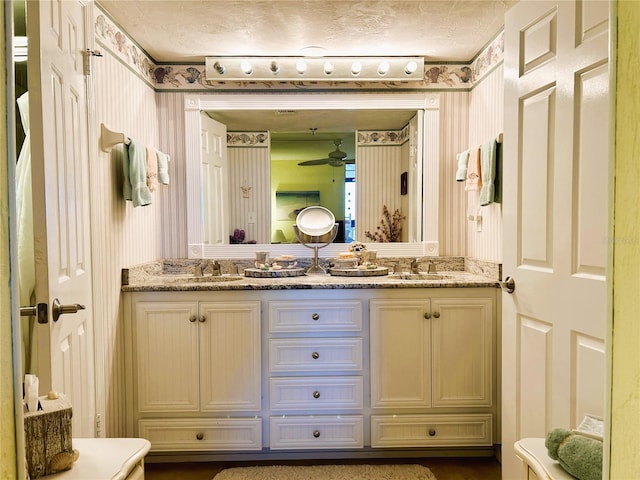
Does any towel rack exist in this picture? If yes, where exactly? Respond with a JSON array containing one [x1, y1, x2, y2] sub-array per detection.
[[496, 132, 503, 144], [100, 123, 130, 153]]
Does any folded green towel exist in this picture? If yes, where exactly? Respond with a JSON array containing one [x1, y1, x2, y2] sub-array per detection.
[[546, 428, 602, 480], [125, 139, 152, 207], [479, 139, 497, 205], [455, 149, 470, 181], [156, 150, 170, 185]]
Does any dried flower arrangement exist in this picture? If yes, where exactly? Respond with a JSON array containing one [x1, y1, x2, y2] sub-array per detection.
[[365, 205, 405, 242]]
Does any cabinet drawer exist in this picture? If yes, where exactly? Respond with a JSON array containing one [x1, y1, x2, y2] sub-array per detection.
[[269, 300, 362, 333], [139, 418, 262, 452], [270, 415, 363, 450], [270, 376, 364, 410], [370, 414, 492, 447], [269, 338, 363, 372]]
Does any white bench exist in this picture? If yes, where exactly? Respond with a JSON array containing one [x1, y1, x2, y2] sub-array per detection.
[[514, 438, 577, 480], [47, 438, 151, 480]]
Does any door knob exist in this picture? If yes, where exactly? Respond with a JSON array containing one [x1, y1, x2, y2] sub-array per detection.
[[52, 298, 86, 322], [20, 303, 48, 324], [501, 276, 516, 294]]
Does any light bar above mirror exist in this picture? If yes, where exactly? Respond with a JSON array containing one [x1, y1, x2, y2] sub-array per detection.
[[205, 56, 425, 82]]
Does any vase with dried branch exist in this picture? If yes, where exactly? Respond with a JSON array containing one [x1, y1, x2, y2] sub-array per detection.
[[365, 205, 405, 242]]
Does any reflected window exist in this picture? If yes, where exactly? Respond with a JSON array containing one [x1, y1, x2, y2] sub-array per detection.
[[344, 163, 356, 243]]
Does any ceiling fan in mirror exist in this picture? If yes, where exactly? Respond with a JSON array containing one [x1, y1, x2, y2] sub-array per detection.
[[297, 139, 355, 167]]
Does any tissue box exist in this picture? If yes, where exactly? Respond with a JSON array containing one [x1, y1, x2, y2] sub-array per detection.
[[23, 394, 74, 478]]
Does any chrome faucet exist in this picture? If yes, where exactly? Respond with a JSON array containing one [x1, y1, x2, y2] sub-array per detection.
[[410, 258, 421, 274], [210, 260, 221, 276], [194, 260, 222, 276], [194, 262, 205, 277]]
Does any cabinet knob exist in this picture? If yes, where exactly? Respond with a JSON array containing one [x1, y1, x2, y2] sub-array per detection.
[[311, 313, 320, 321], [189, 315, 197, 323], [424, 312, 431, 319], [311, 351, 320, 360], [433, 311, 440, 318], [313, 390, 321, 399], [313, 430, 321, 438], [199, 315, 206, 323], [196, 432, 204, 440], [428, 428, 436, 437]]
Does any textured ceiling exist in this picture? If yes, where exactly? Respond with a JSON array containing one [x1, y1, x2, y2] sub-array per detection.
[[97, 1, 515, 137], [97, 0, 515, 63]]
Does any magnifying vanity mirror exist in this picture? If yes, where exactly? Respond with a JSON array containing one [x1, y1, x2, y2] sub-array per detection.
[[184, 92, 441, 259]]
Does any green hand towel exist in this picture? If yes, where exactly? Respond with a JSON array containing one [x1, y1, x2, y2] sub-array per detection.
[[546, 428, 602, 480], [455, 149, 470, 181], [479, 139, 497, 206], [125, 139, 152, 207]]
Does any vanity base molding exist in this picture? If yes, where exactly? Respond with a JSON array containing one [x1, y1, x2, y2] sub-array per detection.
[[143, 445, 498, 463]]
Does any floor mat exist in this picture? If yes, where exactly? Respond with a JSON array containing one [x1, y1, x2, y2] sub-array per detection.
[[212, 463, 437, 480]]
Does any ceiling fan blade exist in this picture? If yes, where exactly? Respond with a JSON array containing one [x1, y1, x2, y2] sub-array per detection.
[[297, 158, 330, 166]]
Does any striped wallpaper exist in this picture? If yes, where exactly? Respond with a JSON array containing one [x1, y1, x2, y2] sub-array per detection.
[[92, 50, 162, 436], [467, 65, 504, 263]]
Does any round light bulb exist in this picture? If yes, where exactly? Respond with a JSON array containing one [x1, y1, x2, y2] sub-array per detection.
[[351, 61, 362, 75], [324, 61, 334, 75], [377, 61, 390, 75], [213, 61, 225, 74], [404, 61, 418, 74], [240, 60, 252, 74], [296, 60, 307, 74]]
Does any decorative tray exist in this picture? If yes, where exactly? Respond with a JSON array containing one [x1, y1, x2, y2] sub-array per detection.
[[244, 267, 306, 278], [328, 266, 389, 277]]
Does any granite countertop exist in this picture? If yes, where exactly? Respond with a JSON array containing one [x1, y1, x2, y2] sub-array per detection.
[[122, 258, 500, 292]]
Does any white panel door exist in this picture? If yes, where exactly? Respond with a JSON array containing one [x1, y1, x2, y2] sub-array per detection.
[[502, 1, 609, 478], [27, 0, 96, 436], [200, 113, 228, 244]]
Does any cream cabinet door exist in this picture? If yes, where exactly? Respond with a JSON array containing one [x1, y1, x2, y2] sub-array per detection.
[[431, 298, 493, 407], [370, 299, 431, 409], [199, 302, 261, 412], [134, 302, 200, 413]]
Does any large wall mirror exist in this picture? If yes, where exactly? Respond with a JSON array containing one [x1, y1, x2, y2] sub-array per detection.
[[184, 92, 441, 259]]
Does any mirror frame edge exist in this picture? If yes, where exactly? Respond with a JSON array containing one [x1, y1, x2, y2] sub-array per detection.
[[184, 91, 441, 259]]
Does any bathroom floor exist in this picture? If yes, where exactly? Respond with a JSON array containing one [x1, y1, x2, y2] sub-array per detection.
[[145, 456, 501, 480]]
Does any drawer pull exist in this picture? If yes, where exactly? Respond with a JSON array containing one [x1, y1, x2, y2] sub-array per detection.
[[312, 313, 320, 320], [196, 432, 204, 440], [189, 315, 197, 323], [312, 390, 321, 399], [311, 351, 320, 360], [428, 428, 436, 437], [433, 312, 440, 318], [313, 430, 321, 438]]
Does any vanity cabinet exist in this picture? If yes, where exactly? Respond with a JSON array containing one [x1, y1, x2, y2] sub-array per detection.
[[126, 297, 262, 452], [370, 294, 494, 447], [123, 286, 498, 457]]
